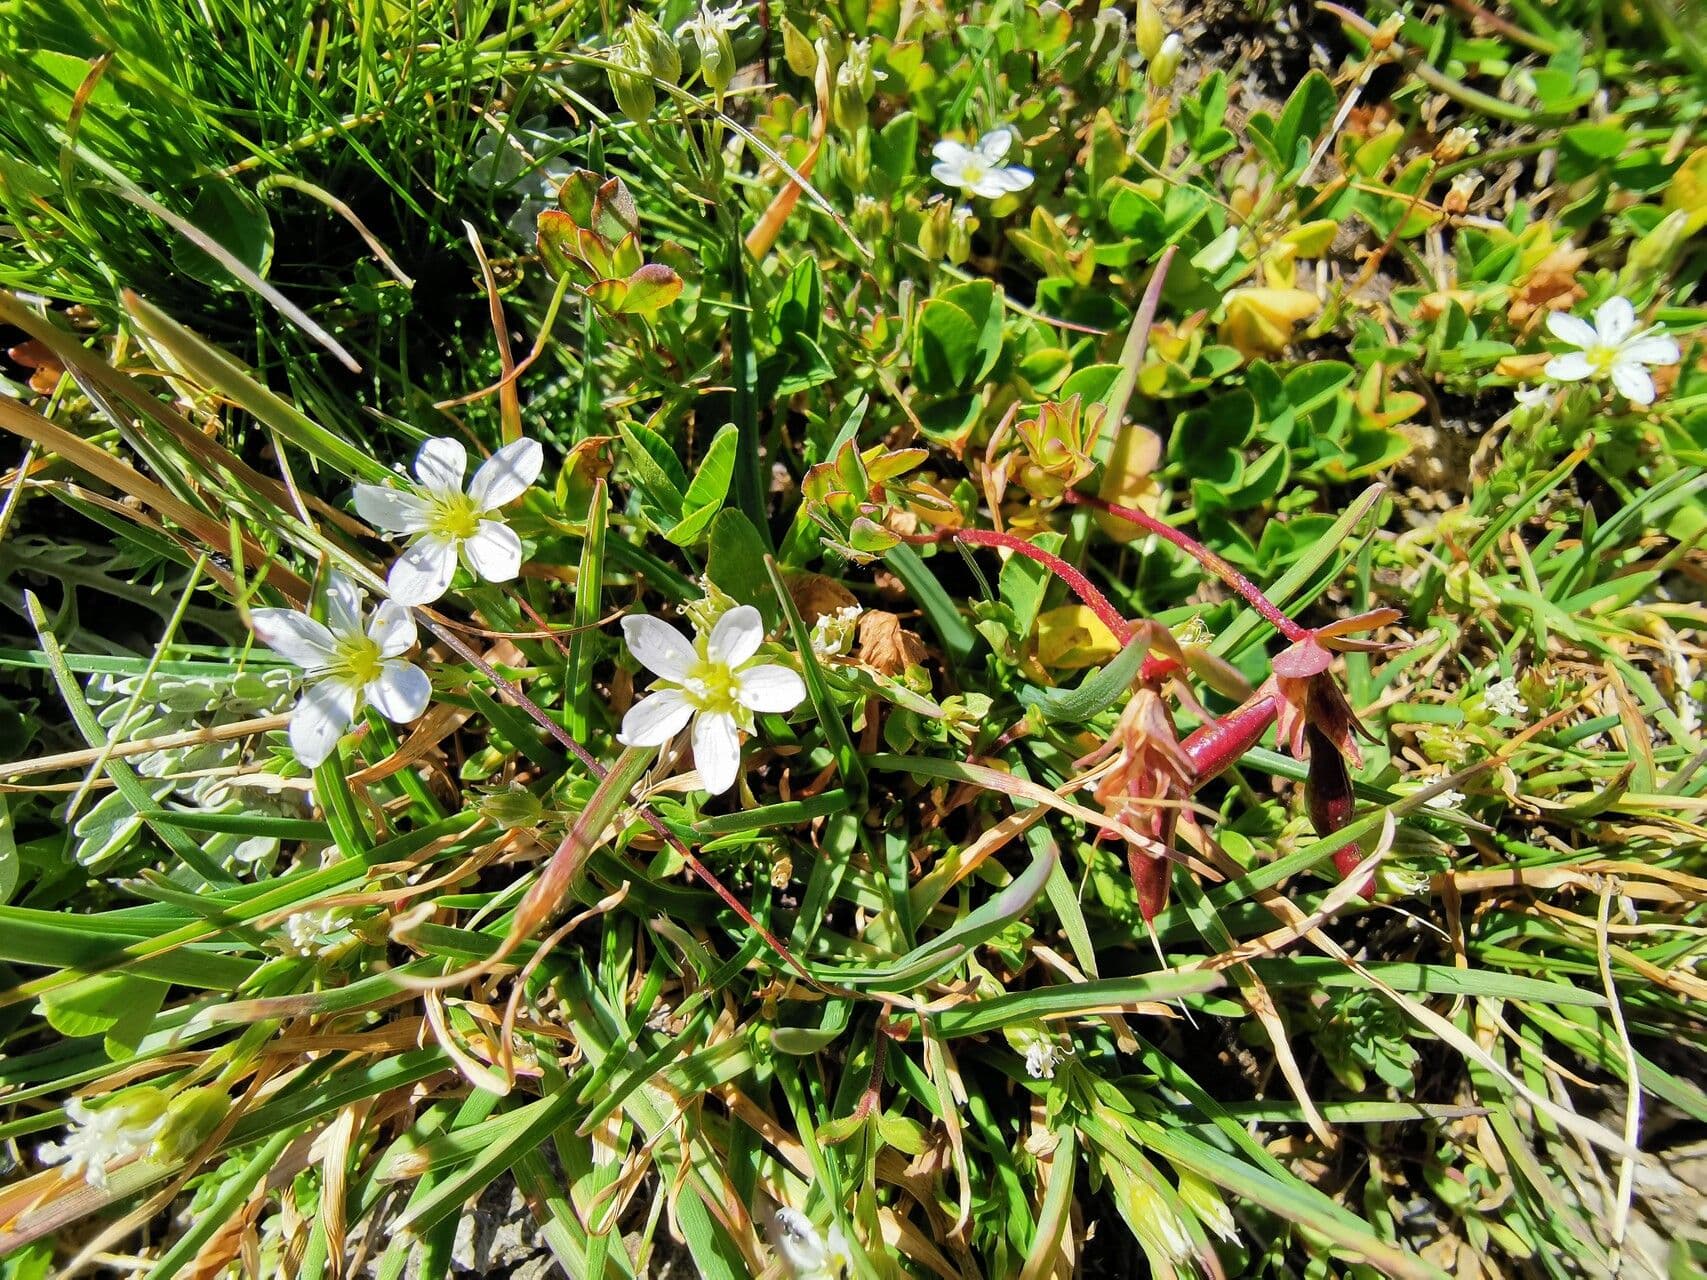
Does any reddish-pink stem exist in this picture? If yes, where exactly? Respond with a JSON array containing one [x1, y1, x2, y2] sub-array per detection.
[[1064, 491, 1308, 642], [902, 526, 1135, 644]]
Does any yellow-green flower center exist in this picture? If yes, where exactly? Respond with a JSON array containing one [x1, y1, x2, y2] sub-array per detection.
[[428, 491, 483, 540], [959, 161, 989, 187], [686, 657, 741, 716], [1586, 343, 1620, 376], [335, 634, 384, 686]]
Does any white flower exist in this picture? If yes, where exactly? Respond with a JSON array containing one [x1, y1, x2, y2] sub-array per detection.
[[38, 1097, 164, 1190], [250, 573, 432, 769], [771, 1207, 852, 1280], [354, 436, 544, 606], [686, 1, 745, 33], [1424, 787, 1464, 810], [618, 605, 806, 796], [282, 907, 354, 956], [1543, 296, 1680, 406], [809, 604, 863, 659], [1436, 125, 1479, 161], [931, 128, 1034, 199], [1482, 677, 1524, 719], [1513, 383, 1550, 410], [1024, 1040, 1068, 1079]]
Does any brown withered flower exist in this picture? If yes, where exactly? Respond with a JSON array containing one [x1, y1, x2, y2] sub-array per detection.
[[1264, 609, 1401, 766], [1080, 688, 1195, 922]]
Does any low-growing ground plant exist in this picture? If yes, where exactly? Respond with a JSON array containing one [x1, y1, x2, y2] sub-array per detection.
[[0, 1, 1703, 1277]]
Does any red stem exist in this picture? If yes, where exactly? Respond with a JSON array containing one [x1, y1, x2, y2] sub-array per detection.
[[1064, 491, 1308, 642], [900, 526, 1135, 644]]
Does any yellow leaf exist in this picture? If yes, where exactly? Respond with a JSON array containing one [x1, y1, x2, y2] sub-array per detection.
[[1095, 425, 1163, 545], [1219, 287, 1320, 359], [1280, 218, 1339, 258], [1662, 146, 1707, 235]]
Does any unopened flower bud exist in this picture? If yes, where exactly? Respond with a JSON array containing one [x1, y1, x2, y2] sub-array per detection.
[[1433, 125, 1479, 163], [834, 62, 868, 131], [1135, 0, 1167, 60], [1628, 207, 1690, 275], [476, 784, 544, 830], [151, 1088, 230, 1163], [115, 1087, 170, 1130], [1176, 1170, 1238, 1244], [852, 193, 887, 242], [682, 578, 739, 635], [1127, 1177, 1193, 1262], [608, 45, 656, 122], [813, 31, 845, 79], [1443, 172, 1481, 215], [626, 11, 682, 84], [947, 205, 977, 265], [1377, 862, 1433, 898], [1149, 32, 1183, 89], [781, 17, 817, 77], [918, 200, 952, 258], [1417, 725, 1472, 766]]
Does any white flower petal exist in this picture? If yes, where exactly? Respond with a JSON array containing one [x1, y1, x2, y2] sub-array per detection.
[[1545, 311, 1597, 349], [618, 688, 696, 747], [367, 660, 432, 723], [413, 437, 468, 493], [691, 710, 742, 795], [931, 139, 974, 166], [1610, 360, 1656, 405], [468, 437, 544, 511], [1594, 295, 1636, 346], [707, 605, 764, 667], [931, 159, 968, 189], [353, 485, 432, 535], [622, 614, 697, 681], [251, 609, 337, 669], [976, 127, 1014, 164], [1544, 352, 1594, 382], [324, 572, 365, 639], [1621, 333, 1680, 366], [387, 535, 460, 606], [773, 1208, 829, 1272], [462, 520, 523, 583], [289, 679, 358, 768], [737, 664, 805, 714], [366, 599, 417, 658], [990, 164, 1035, 193]]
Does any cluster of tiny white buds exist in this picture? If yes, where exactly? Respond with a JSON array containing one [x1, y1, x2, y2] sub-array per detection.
[[1482, 677, 1525, 719]]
